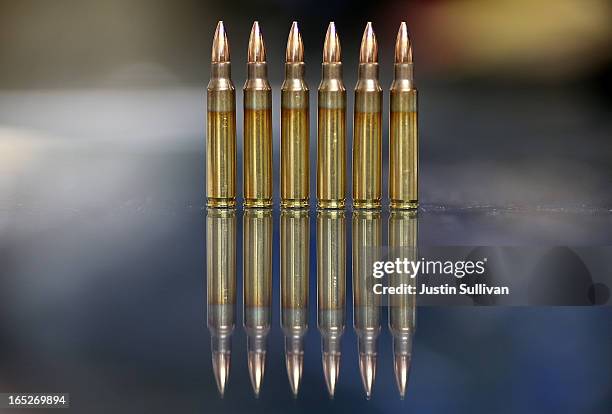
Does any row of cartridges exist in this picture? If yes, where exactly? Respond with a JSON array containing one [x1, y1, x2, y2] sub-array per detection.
[[207, 20, 418, 210], [207, 208, 417, 400]]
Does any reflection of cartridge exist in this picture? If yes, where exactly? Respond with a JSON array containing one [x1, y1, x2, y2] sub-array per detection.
[[317, 22, 346, 209], [281, 22, 310, 208], [206, 208, 236, 397], [243, 208, 273, 397], [317, 209, 346, 398], [280, 208, 309, 397], [352, 22, 382, 209], [389, 22, 418, 210], [207, 21, 236, 208], [388, 210, 417, 398], [352, 209, 381, 399], [244, 22, 273, 208]]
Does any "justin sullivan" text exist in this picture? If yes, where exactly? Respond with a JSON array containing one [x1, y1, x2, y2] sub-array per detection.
[[373, 283, 509, 295]]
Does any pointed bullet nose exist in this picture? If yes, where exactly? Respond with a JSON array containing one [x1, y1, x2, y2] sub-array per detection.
[[212, 20, 230, 63], [212, 351, 231, 397], [248, 21, 266, 63], [394, 354, 412, 399], [285, 352, 303, 398], [323, 22, 341, 63], [322, 352, 341, 398], [359, 22, 378, 63], [395, 22, 412, 64], [359, 353, 377, 399], [286, 21, 304, 63], [248, 350, 266, 398]]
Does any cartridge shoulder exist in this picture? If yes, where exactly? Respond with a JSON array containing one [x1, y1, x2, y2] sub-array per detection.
[[355, 78, 382, 93], [243, 78, 271, 91], [207, 78, 235, 92], [281, 78, 309, 92], [318, 78, 346, 93], [390, 79, 414, 91]]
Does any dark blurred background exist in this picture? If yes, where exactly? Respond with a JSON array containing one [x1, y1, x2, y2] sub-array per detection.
[[1, 1, 611, 413]]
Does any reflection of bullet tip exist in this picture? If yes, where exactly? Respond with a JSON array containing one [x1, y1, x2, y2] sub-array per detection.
[[359, 353, 377, 399], [248, 351, 266, 397], [212, 351, 231, 397], [285, 352, 303, 397], [394, 353, 411, 398], [323, 352, 341, 398]]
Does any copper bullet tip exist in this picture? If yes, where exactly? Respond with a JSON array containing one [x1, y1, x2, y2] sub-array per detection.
[[212, 21, 230, 63], [323, 22, 341, 63], [285, 21, 304, 63], [359, 22, 378, 63], [394, 22, 413, 64], [248, 21, 266, 63]]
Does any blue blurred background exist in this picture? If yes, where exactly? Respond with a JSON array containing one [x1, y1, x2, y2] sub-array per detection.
[[0, 0, 611, 412]]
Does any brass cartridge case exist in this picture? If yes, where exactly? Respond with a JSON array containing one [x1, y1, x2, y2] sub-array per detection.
[[281, 70, 309, 208], [317, 23, 346, 209], [206, 207, 236, 397], [280, 208, 309, 396], [353, 23, 382, 209], [317, 208, 346, 397], [244, 22, 273, 208], [281, 22, 309, 208], [389, 23, 418, 209], [352, 209, 382, 398], [281, 81, 309, 206], [207, 22, 236, 207], [243, 207, 273, 397]]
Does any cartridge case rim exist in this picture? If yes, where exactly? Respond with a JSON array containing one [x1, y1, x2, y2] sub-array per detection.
[[244, 199, 273, 208], [207, 198, 237, 208], [281, 199, 310, 209], [390, 200, 418, 210], [317, 199, 346, 209]]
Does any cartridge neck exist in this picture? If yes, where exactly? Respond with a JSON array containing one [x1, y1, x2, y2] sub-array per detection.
[[321, 63, 343, 80], [282, 63, 308, 94], [208, 62, 234, 93], [247, 62, 268, 80], [319, 63, 346, 98], [358, 63, 379, 81], [284, 62, 305, 80], [211, 62, 231, 79], [392, 63, 414, 90]]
